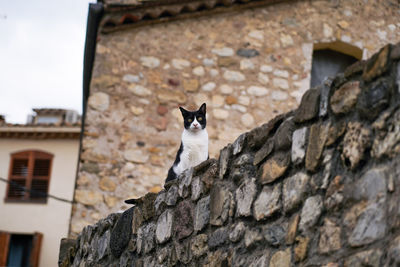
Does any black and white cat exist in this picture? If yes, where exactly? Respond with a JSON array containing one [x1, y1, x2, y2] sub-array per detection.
[[165, 103, 208, 183]]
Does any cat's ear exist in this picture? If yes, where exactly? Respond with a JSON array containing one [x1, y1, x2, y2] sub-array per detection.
[[179, 107, 189, 117], [199, 103, 206, 114]]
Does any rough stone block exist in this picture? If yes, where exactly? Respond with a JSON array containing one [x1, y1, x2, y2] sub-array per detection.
[[362, 44, 390, 82], [156, 210, 173, 244], [299, 195, 323, 233], [305, 122, 329, 172], [294, 88, 320, 123], [236, 178, 257, 217], [253, 183, 282, 220], [318, 219, 341, 254], [357, 79, 391, 121], [291, 127, 307, 165], [253, 138, 274, 166], [274, 118, 295, 150], [283, 172, 309, 213], [210, 184, 231, 226], [208, 227, 229, 249], [330, 81, 361, 115], [174, 201, 193, 240], [259, 151, 290, 184], [110, 207, 133, 258], [194, 196, 210, 231]]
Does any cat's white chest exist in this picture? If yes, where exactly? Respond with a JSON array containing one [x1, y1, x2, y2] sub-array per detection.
[[173, 129, 208, 175]]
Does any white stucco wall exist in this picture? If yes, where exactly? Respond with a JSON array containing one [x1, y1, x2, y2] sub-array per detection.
[[0, 139, 79, 267]]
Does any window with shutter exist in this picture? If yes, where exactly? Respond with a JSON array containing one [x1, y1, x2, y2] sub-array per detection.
[[5, 150, 53, 203]]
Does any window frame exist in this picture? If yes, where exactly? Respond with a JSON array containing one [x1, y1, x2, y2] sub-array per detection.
[[5, 150, 53, 203]]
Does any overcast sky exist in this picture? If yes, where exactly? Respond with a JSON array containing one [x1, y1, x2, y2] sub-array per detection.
[[0, 0, 94, 124]]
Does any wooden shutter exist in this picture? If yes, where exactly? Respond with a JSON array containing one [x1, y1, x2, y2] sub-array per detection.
[[30, 232, 43, 267], [0, 231, 10, 266], [7, 152, 30, 199], [6, 150, 53, 202]]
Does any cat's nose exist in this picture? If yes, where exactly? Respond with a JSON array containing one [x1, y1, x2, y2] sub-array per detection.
[[193, 123, 198, 127]]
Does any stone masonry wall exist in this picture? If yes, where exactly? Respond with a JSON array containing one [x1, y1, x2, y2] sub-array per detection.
[[61, 42, 400, 266], [71, 0, 400, 236]]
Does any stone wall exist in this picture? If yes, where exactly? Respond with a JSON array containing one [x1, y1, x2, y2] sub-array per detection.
[[71, 0, 400, 236], [61, 42, 400, 266]]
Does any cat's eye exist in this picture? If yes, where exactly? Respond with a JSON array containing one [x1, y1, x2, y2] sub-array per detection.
[[197, 117, 203, 121], [188, 119, 192, 123]]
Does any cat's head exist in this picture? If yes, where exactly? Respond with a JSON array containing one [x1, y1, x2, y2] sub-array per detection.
[[179, 103, 206, 132]]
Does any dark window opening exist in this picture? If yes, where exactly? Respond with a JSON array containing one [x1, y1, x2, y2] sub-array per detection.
[[310, 49, 358, 88], [7, 234, 33, 267], [0, 232, 43, 267]]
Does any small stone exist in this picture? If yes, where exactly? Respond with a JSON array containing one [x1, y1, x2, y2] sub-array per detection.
[[357, 79, 390, 121], [194, 196, 210, 231], [232, 104, 247, 113], [140, 56, 160, 68], [191, 177, 203, 201], [212, 94, 224, 107], [323, 23, 333, 38], [183, 79, 199, 92], [244, 228, 263, 248], [229, 222, 246, 242], [259, 151, 290, 184], [203, 58, 215, 66], [156, 210, 173, 244], [193, 66, 205, 76], [260, 65, 273, 73], [213, 108, 229, 120], [247, 86, 269, 96], [220, 84, 233, 94], [166, 185, 178, 206], [283, 172, 309, 212], [305, 122, 329, 172], [319, 218, 341, 254], [223, 70, 246, 82], [319, 78, 333, 117], [157, 89, 187, 104], [81, 162, 100, 173], [219, 145, 232, 179], [236, 48, 260, 58], [225, 95, 237, 105], [344, 249, 383, 267], [240, 59, 255, 70], [342, 122, 371, 169], [299, 195, 323, 232], [123, 74, 140, 83], [271, 90, 288, 101], [253, 139, 274, 165], [129, 85, 152, 97], [202, 82, 216, 91], [286, 214, 300, 244], [194, 93, 209, 107], [280, 34, 294, 47], [338, 20, 349, 29], [171, 58, 191, 69], [99, 177, 116, 192], [294, 236, 310, 262], [232, 133, 247, 155], [210, 69, 219, 77], [326, 121, 346, 146], [330, 81, 361, 114], [264, 225, 286, 246], [273, 69, 289, 78], [241, 113, 255, 127], [88, 92, 110, 111], [174, 201, 193, 240], [238, 95, 250, 106], [349, 201, 387, 247], [212, 47, 234, 57], [123, 149, 149, 164], [362, 44, 390, 82], [291, 127, 308, 165], [208, 227, 229, 249], [210, 185, 232, 226], [130, 106, 144, 116], [236, 178, 257, 217], [136, 223, 156, 255], [274, 118, 295, 150], [248, 30, 264, 40], [294, 88, 320, 123], [191, 234, 208, 257], [270, 248, 291, 267], [273, 78, 289, 90], [253, 184, 282, 220], [258, 73, 270, 84], [75, 190, 103, 206]]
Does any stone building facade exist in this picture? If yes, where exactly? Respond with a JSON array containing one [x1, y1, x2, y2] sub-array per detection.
[[70, 0, 400, 235], [60, 42, 400, 266]]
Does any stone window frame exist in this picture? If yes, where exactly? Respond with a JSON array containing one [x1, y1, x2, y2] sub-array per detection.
[[310, 40, 364, 87], [5, 150, 53, 203]]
